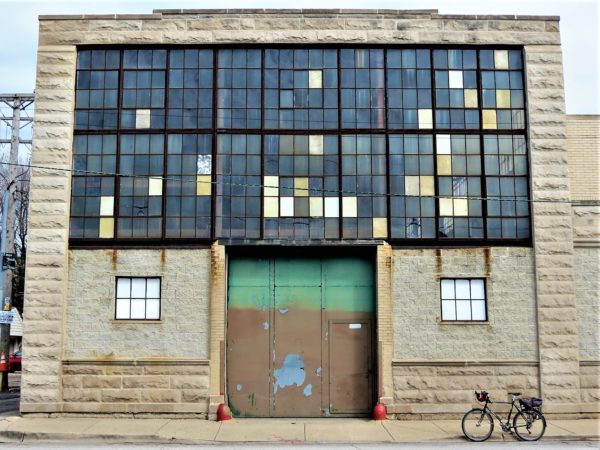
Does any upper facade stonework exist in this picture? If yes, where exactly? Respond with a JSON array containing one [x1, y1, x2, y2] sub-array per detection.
[[37, 9, 561, 46]]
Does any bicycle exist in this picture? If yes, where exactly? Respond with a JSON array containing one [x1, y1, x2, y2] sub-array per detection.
[[462, 391, 546, 442]]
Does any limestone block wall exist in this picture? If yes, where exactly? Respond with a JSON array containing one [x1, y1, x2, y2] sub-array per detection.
[[567, 115, 599, 202], [66, 249, 211, 359], [391, 248, 538, 415], [24, 9, 580, 414]]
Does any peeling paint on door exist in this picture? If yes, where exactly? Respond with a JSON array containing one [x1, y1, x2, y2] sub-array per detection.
[[273, 354, 306, 394]]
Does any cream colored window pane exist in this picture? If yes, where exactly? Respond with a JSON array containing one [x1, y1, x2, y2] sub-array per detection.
[[294, 177, 309, 197], [456, 300, 471, 320], [482, 110, 497, 129], [437, 155, 452, 176], [310, 197, 323, 217], [405, 176, 420, 196], [471, 300, 486, 320], [464, 89, 478, 108], [453, 198, 469, 216], [264, 197, 279, 218], [436, 134, 451, 154], [309, 135, 324, 155], [342, 197, 357, 217], [135, 109, 151, 129], [99, 218, 114, 239], [130, 299, 146, 319], [494, 50, 509, 69], [471, 280, 485, 299], [280, 197, 294, 217], [197, 155, 212, 175], [115, 299, 130, 319], [441, 300, 456, 320], [448, 70, 463, 89], [99, 196, 114, 216], [372, 218, 388, 238], [496, 89, 511, 108], [146, 279, 160, 298], [146, 299, 160, 320], [308, 70, 322, 89], [441, 279, 455, 300], [149, 177, 163, 196], [264, 176, 279, 197], [196, 175, 212, 196], [324, 197, 339, 218], [116, 278, 131, 298], [439, 198, 453, 216], [418, 109, 433, 129], [420, 176, 435, 196]]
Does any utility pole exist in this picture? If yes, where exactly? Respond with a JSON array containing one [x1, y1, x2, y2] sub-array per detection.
[[0, 94, 34, 392]]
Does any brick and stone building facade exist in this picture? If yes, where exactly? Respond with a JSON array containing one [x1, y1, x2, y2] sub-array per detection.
[[22, 9, 598, 418]]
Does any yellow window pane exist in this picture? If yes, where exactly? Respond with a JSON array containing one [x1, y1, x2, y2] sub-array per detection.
[[135, 109, 150, 129], [437, 155, 452, 176], [264, 176, 279, 197], [436, 134, 451, 154], [496, 89, 511, 108], [482, 110, 497, 129], [294, 177, 309, 197], [494, 50, 509, 69], [99, 218, 114, 239], [342, 197, 357, 217], [263, 197, 279, 218], [453, 198, 469, 216], [308, 70, 322, 89], [99, 196, 114, 216], [309, 135, 323, 155], [420, 176, 435, 196], [464, 89, 478, 108], [196, 175, 212, 196], [372, 218, 388, 238], [280, 197, 294, 217], [148, 177, 162, 196], [439, 198, 453, 216], [418, 109, 433, 129], [405, 176, 420, 196], [309, 197, 323, 217]]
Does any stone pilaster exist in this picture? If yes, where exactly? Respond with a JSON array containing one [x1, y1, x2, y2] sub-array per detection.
[[376, 243, 394, 409], [21, 45, 77, 413], [208, 242, 226, 415], [526, 45, 581, 413]]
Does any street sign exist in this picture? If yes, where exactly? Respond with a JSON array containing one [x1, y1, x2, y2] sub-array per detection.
[[0, 311, 13, 324], [2, 253, 15, 270]]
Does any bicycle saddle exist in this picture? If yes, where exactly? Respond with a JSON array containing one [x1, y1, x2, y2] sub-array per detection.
[[508, 392, 522, 396]]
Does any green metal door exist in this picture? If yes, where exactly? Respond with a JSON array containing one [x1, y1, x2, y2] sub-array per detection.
[[227, 254, 375, 417]]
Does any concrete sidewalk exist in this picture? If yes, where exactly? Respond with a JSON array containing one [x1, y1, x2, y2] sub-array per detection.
[[0, 417, 598, 444]]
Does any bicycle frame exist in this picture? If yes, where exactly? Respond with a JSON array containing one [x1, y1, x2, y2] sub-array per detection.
[[480, 394, 527, 430]]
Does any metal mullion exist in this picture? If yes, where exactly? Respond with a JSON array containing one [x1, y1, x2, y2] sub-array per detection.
[[477, 49, 489, 241], [430, 48, 440, 243], [336, 48, 343, 239], [161, 50, 170, 240], [383, 49, 392, 241], [260, 48, 265, 240], [112, 49, 125, 242], [211, 48, 218, 241]]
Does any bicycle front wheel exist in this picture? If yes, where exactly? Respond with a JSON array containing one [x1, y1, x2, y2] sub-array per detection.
[[462, 408, 494, 442], [513, 410, 546, 441]]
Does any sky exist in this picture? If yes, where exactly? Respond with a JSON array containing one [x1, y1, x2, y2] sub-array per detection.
[[0, 0, 598, 114]]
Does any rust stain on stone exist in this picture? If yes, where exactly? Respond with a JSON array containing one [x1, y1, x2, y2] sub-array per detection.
[[160, 249, 167, 270], [435, 249, 442, 274], [484, 247, 491, 276], [109, 249, 117, 271]]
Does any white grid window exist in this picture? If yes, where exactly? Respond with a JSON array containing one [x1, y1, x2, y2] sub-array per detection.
[[115, 277, 161, 320], [440, 278, 486, 321]]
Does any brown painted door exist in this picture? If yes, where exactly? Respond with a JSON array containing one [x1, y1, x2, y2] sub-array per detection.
[[329, 320, 373, 414]]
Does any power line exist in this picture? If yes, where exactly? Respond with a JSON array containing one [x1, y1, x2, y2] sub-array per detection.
[[0, 160, 576, 205]]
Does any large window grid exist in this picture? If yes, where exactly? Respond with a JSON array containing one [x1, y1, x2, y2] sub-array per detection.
[[71, 46, 531, 245]]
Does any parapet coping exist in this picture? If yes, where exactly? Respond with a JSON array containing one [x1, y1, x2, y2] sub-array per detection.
[[38, 9, 560, 21]]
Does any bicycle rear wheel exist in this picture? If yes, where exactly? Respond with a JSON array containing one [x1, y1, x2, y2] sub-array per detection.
[[513, 410, 546, 441], [462, 408, 494, 442]]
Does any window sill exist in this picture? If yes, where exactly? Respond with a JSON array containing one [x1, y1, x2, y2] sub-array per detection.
[[438, 320, 490, 325], [111, 320, 162, 324]]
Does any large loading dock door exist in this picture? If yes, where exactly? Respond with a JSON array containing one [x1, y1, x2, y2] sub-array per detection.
[[227, 254, 375, 417]]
